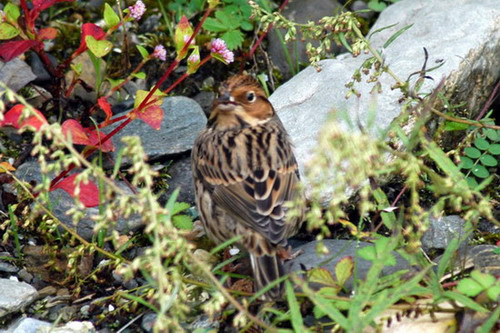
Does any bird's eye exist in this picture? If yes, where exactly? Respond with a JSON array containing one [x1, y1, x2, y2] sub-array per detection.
[[246, 91, 256, 102]]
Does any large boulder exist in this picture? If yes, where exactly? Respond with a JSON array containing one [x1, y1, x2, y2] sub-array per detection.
[[270, 0, 499, 200]]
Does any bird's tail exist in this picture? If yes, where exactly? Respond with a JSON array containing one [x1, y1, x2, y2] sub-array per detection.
[[250, 253, 285, 300]]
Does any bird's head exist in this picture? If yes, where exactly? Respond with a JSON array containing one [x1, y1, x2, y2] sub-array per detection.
[[208, 75, 274, 130]]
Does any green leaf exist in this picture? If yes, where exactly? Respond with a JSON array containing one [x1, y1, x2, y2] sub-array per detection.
[[457, 278, 484, 297], [443, 291, 489, 313], [466, 177, 479, 189], [4, 3, 20, 22], [474, 137, 490, 150], [358, 245, 376, 261], [464, 147, 481, 159], [136, 45, 149, 60], [103, 3, 120, 28], [203, 17, 228, 32], [477, 305, 500, 333], [437, 238, 459, 279], [484, 129, 498, 141], [85, 36, 112, 58], [286, 280, 308, 332], [383, 24, 413, 48], [471, 165, 489, 178], [426, 141, 467, 187], [172, 215, 193, 230], [480, 154, 497, 167], [308, 267, 337, 287], [458, 156, 474, 169], [107, 78, 125, 88], [221, 29, 244, 50], [471, 270, 495, 289], [172, 202, 190, 215], [132, 72, 146, 79], [0, 23, 19, 40], [486, 285, 500, 302], [334, 256, 353, 287], [338, 32, 353, 53], [215, 9, 240, 30], [240, 20, 254, 31], [443, 121, 469, 131], [368, 0, 387, 12], [488, 143, 500, 155]]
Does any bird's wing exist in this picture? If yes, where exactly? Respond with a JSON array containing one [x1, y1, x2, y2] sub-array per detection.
[[193, 123, 300, 245]]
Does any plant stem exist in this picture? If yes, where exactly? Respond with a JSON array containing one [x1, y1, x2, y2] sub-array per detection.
[[431, 108, 500, 130]]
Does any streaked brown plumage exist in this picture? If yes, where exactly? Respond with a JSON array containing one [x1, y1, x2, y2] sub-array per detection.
[[191, 74, 304, 299]]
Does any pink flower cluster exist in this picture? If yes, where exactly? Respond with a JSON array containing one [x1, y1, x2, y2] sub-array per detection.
[[188, 54, 200, 64], [210, 38, 234, 64], [153, 45, 166, 61], [129, 1, 146, 20]]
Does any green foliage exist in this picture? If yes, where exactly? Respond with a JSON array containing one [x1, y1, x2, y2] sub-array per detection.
[[367, 0, 400, 12], [457, 270, 500, 302], [167, 0, 205, 21], [457, 127, 499, 189], [203, 0, 261, 49]]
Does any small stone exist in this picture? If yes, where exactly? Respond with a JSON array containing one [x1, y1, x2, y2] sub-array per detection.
[[0, 261, 18, 273], [2, 316, 51, 332], [160, 156, 196, 205], [38, 321, 96, 333], [421, 215, 472, 251], [38, 285, 57, 298], [0, 58, 37, 93], [17, 268, 34, 283], [80, 304, 90, 317], [141, 312, 157, 332], [0, 279, 38, 318], [57, 288, 70, 297]]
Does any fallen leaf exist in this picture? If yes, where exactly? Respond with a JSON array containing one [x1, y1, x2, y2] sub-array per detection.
[[51, 173, 100, 207], [0, 104, 47, 130]]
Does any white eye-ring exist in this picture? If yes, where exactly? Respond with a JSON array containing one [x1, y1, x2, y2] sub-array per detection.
[[246, 91, 256, 102]]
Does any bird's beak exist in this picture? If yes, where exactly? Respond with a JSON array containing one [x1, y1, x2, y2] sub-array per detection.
[[215, 92, 236, 111], [217, 92, 231, 103]]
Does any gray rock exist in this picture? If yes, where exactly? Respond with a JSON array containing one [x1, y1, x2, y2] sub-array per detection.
[[285, 240, 412, 291], [267, 0, 343, 77], [0, 59, 37, 94], [0, 262, 18, 274], [141, 312, 157, 332], [17, 269, 34, 284], [107, 96, 206, 164], [16, 161, 143, 241], [0, 317, 51, 333], [27, 53, 57, 85], [0, 279, 38, 318], [468, 245, 500, 276], [421, 215, 472, 251], [160, 156, 196, 205], [38, 321, 96, 333], [270, 0, 500, 202], [186, 314, 220, 331], [193, 91, 215, 117]]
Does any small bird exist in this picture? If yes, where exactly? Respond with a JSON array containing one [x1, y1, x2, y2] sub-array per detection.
[[191, 74, 304, 299]]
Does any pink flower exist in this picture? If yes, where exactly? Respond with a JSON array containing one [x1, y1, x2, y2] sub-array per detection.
[[210, 38, 234, 64], [129, 1, 146, 20], [153, 45, 166, 61], [183, 35, 195, 45], [188, 53, 200, 63], [0, 10, 5, 23]]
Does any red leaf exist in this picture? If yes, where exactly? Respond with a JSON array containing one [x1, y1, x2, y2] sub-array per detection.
[[62, 119, 93, 146], [0, 104, 47, 130], [86, 128, 115, 152], [98, 97, 112, 123], [136, 104, 163, 130], [74, 23, 106, 56], [30, 0, 74, 22], [0, 40, 39, 62], [61, 119, 114, 152], [38, 27, 58, 40], [51, 173, 100, 207]]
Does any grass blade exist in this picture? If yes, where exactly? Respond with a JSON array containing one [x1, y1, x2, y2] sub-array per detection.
[[383, 24, 413, 48]]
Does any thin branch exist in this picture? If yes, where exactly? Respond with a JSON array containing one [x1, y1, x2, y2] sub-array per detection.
[[431, 108, 500, 130]]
